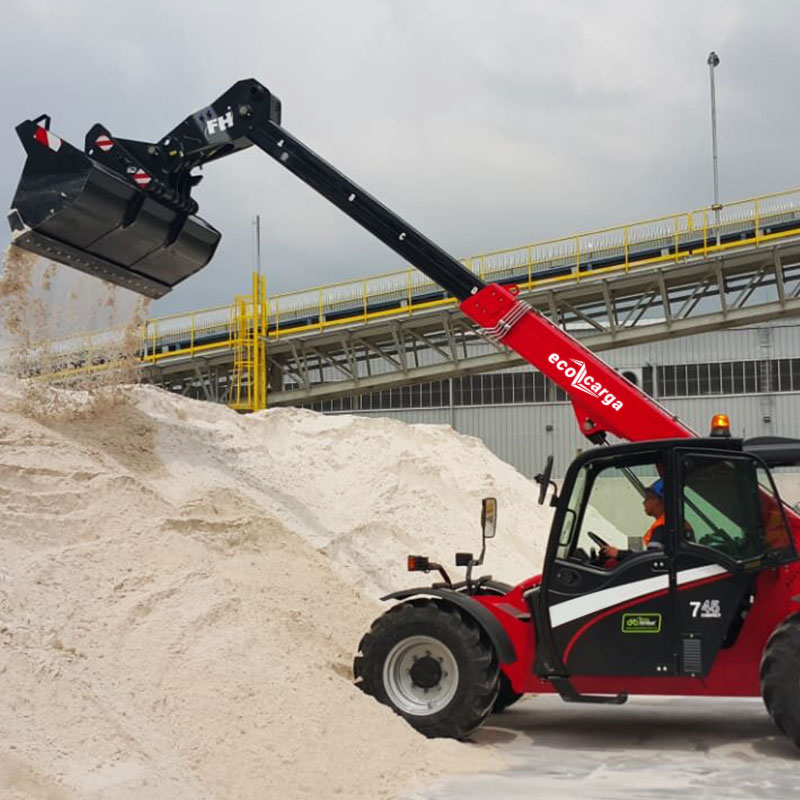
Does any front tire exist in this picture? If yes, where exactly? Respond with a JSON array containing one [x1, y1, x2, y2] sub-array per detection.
[[760, 612, 800, 749], [353, 599, 500, 739]]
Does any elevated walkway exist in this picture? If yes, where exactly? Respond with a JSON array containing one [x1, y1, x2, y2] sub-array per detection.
[[141, 188, 800, 408]]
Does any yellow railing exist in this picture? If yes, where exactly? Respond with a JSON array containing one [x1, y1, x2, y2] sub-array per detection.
[[6, 187, 800, 411], [141, 186, 800, 356]]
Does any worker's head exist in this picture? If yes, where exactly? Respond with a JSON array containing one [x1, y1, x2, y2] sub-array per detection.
[[643, 478, 665, 518]]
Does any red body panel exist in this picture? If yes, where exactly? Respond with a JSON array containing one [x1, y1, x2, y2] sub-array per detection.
[[478, 566, 800, 698]]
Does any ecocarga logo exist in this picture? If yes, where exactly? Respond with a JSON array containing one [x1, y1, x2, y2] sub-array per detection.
[[548, 353, 623, 411]]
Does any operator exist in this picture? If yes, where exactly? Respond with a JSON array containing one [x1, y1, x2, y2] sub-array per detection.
[[600, 478, 671, 562]]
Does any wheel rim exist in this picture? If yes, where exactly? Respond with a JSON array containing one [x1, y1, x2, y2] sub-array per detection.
[[382, 635, 459, 716]]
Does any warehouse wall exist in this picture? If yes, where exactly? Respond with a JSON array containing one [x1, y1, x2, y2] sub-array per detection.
[[354, 394, 800, 480], [343, 322, 800, 481]]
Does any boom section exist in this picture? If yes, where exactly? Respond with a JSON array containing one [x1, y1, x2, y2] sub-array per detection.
[[460, 285, 695, 443], [222, 83, 693, 443]]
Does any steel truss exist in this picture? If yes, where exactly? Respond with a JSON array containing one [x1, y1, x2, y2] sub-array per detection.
[[146, 237, 800, 407]]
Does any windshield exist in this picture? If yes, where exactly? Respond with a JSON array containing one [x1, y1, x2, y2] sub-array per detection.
[[556, 458, 662, 562]]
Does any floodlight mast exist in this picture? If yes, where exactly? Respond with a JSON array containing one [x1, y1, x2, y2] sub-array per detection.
[[707, 50, 721, 245]]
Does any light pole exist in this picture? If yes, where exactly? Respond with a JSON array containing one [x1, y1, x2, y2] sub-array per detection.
[[707, 51, 721, 246], [253, 214, 262, 277]]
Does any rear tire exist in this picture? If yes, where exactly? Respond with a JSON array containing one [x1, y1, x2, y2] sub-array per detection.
[[353, 599, 500, 739], [760, 612, 800, 749]]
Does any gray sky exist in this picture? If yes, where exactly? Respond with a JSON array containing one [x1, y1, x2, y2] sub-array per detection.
[[2, 0, 798, 317]]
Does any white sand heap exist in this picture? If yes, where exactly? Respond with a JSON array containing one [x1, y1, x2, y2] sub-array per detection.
[[0, 378, 553, 800]]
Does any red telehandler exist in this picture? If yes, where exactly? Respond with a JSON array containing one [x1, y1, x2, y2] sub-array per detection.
[[8, 79, 800, 745]]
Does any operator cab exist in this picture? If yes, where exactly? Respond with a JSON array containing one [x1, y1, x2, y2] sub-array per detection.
[[532, 437, 797, 692]]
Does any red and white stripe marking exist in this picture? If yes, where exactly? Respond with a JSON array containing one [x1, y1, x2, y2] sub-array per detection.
[[95, 134, 114, 152], [33, 124, 62, 152], [132, 169, 152, 187]]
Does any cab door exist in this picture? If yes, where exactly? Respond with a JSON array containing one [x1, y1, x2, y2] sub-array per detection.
[[670, 448, 797, 677], [541, 451, 678, 677]]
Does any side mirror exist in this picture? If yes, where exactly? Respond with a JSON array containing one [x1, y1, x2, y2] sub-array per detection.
[[481, 497, 497, 540], [534, 455, 555, 505]]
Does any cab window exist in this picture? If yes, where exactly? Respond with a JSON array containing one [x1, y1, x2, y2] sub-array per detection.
[[681, 454, 795, 564]]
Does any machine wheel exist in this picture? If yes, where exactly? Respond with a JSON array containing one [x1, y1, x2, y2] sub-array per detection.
[[760, 612, 800, 749], [492, 672, 523, 713], [353, 599, 500, 739]]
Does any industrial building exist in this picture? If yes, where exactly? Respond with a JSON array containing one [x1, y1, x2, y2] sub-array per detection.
[[133, 187, 800, 484], [310, 320, 800, 480]]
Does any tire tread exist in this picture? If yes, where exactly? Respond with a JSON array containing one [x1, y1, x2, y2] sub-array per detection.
[[760, 611, 800, 749], [353, 599, 499, 739]]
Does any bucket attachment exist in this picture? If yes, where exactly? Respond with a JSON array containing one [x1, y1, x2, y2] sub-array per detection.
[[7, 117, 220, 299]]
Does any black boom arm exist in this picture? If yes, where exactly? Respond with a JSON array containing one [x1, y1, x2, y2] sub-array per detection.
[[9, 78, 485, 299], [99, 78, 485, 301]]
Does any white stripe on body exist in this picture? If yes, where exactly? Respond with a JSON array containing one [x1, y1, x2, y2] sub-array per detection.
[[549, 563, 728, 628]]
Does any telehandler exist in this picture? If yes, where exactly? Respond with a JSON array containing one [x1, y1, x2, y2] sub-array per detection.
[[8, 79, 800, 745]]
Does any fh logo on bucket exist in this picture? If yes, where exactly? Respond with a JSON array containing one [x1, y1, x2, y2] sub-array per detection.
[[548, 353, 624, 411]]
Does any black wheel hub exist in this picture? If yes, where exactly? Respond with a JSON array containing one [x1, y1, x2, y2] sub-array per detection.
[[409, 655, 442, 689]]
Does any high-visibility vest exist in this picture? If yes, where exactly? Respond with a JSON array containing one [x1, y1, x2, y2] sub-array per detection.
[[644, 514, 665, 547]]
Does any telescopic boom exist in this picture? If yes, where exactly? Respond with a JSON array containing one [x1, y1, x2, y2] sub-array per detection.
[[8, 78, 695, 444]]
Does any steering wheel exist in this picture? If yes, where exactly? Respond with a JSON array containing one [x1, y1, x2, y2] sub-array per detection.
[[700, 529, 737, 551], [574, 540, 612, 569], [587, 531, 610, 549]]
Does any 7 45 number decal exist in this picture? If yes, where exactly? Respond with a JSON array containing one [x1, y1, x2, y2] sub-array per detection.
[[689, 599, 721, 619]]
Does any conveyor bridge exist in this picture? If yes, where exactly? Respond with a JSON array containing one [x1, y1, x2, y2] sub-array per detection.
[[24, 188, 800, 410]]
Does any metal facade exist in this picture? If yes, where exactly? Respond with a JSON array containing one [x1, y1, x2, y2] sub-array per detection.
[[348, 322, 800, 480]]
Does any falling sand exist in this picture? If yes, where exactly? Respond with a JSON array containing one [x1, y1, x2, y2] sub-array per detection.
[[0, 246, 151, 415]]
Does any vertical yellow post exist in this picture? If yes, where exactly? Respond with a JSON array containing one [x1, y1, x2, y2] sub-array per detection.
[[754, 198, 760, 240], [624, 226, 629, 271], [527, 244, 533, 287], [674, 215, 679, 261], [260, 273, 268, 409], [252, 271, 260, 411]]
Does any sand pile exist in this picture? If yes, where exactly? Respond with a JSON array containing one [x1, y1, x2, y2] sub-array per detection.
[[0, 377, 552, 800]]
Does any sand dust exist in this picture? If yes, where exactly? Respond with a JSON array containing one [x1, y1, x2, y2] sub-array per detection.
[[0, 377, 551, 800], [0, 247, 151, 415]]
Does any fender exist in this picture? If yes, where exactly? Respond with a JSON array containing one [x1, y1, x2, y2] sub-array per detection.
[[472, 579, 514, 595], [381, 586, 517, 665]]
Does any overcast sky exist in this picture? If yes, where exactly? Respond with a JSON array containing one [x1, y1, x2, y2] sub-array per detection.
[[2, 1, 799, 317]]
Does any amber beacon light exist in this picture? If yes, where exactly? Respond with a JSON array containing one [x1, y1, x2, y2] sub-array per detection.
[[710, 413, 731, 437]]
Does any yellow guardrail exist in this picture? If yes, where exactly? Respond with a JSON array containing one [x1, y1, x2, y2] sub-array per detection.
[[139, 186, 800, 361], [6, 186, 800, 411]]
